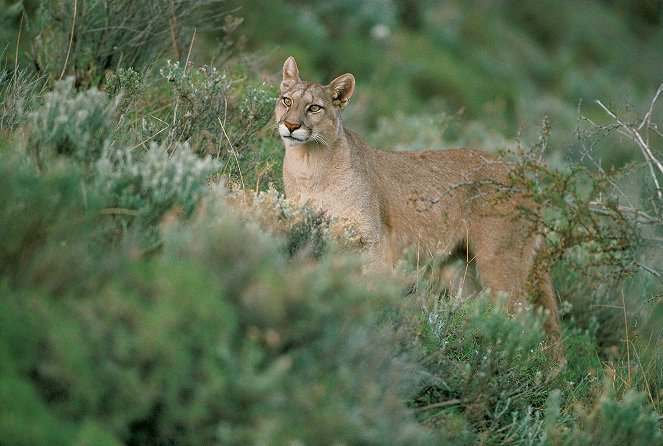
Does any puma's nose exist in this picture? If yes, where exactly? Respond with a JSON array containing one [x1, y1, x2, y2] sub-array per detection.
[[284, 120, 301, 133]]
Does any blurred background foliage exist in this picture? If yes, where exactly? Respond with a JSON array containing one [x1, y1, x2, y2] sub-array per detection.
[[229, 0, 663, 164], [1, 0, 663, 444]]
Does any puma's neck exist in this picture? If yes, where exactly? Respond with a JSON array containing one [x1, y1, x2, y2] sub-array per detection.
[[283, 127, 365, 204], [284, 126, 353, 175]]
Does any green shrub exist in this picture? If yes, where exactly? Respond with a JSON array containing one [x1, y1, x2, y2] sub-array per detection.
[[28, 79, 115, 168], [221, 186, 365, 260], [0, 65, 47, 134], [106, 59, 280, 190], [23, 77, 221, 249], [157, 61, 231, 149], [409, 291, 555, 444], [105, 67, 144, 114], [558, 388, 662, 445], [0, 153, 437, 444], [33, 0, 228, 86], [0, 149, 105, 293], [95, 142, 218, 244]]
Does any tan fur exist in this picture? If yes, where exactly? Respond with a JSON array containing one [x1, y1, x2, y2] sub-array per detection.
[[275, 57, 563, 361]]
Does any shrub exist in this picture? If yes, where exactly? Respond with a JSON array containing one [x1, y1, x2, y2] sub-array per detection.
[[3, 2, 663, 442], [0, 149, 103, 293], [0, 65, 47, 134], [32, 0, 228, 87], [0, 152, 438, 444], [28, 79, 115, 168], [221, 186, 365, 259], [25, 75, 221, 248], [107, 60, 280, 190], [95, 141, 218, 247], [155, 60, 275, 158], [558, 388, 662, 445], [408, 290, 555, 444]]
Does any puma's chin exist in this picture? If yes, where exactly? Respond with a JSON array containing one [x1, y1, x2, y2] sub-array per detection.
[[278, 124, 311, 146], [281, 135, 308, 146]]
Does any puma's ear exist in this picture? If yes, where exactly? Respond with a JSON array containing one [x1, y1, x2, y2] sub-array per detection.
[[281, 56, 300, 92], [329, 73, 355, 110]]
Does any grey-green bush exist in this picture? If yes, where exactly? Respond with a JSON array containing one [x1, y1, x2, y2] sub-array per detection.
[[0, 148, 438, 445], [28, 79, 114, 167]]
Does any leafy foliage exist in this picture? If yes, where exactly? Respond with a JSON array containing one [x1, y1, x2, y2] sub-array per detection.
[[560, 389, 662, 446]]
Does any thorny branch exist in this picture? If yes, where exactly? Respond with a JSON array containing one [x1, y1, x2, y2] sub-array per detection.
[[594, 83, 663, 214], [588, 83, 663, 282]]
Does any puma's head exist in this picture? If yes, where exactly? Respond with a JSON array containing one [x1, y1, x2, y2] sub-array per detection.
[[275, 56, 355, 148]]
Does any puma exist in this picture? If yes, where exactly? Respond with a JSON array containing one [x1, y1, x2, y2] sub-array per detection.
[[275, 56, 563, 361]]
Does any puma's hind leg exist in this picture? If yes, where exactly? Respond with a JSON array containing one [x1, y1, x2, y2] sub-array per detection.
[[472, 227, 564, 365]]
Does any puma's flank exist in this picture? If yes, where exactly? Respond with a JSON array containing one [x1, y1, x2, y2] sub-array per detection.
[[275, 56, 563, 360]]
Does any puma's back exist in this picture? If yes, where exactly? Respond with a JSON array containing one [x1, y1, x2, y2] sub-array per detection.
[[275, 56, 563, 361]]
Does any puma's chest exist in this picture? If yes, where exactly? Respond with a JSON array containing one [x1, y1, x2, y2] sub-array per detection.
[[284, 164, 379, 234], [285, 169, 360, 216]]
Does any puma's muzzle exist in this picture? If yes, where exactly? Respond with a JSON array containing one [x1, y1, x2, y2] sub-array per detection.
[[278, 121, 310, 145]]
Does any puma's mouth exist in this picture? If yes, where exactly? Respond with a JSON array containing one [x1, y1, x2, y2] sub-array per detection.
[[282, 135, 307, 145], [278, 122, 311, 146]]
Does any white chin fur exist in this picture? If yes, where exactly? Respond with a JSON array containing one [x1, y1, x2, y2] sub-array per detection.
[[278, 123, 310, 143], [282, 136, 307, 146]]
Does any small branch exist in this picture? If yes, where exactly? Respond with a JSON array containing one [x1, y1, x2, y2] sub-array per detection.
[[184, 28, 196, 71], [637, 262, 663, 282], [639, 82, 663, 131], [586, 201, 661, 225], [58, 0, 77, 81], [595, 98, 663, 208], [13, 10, 23, 76], [100, 207, 142, 216], [416, 398, 465, 411], [621, 290, 631, 387], [167, 0, 181, 60], [129, 125, 170, 151], [11, 10, 25, 103], [217, 117, 245, 187]]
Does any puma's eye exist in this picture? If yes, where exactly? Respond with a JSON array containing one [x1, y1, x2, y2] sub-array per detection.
[[308, 104, 322, 113], [282, 97, 292, 107]]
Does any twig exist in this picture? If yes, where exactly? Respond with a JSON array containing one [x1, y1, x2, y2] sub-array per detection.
[[621, 290, 631, 387], [100, 207, 142, 216], [129, 125, 170, 151], [167, 0, 180, 60], [460, 227, 484, 299], [184, 28, 196, 71], [10, 10, 25, 103], [254, 161, 274, 193], [602, 360, 629, 386], [596, 99, 663, 206], [584, 201, 660, 225], [59, 0, 77, 81], [638, 82, 663, 131], [577, 133, 637, 210], [637, 262, 663, 282], [13, 11, 23, 76], [416, 398, 465, 411], [631, 343, 660, 415], [217, 116, 245, 187]]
